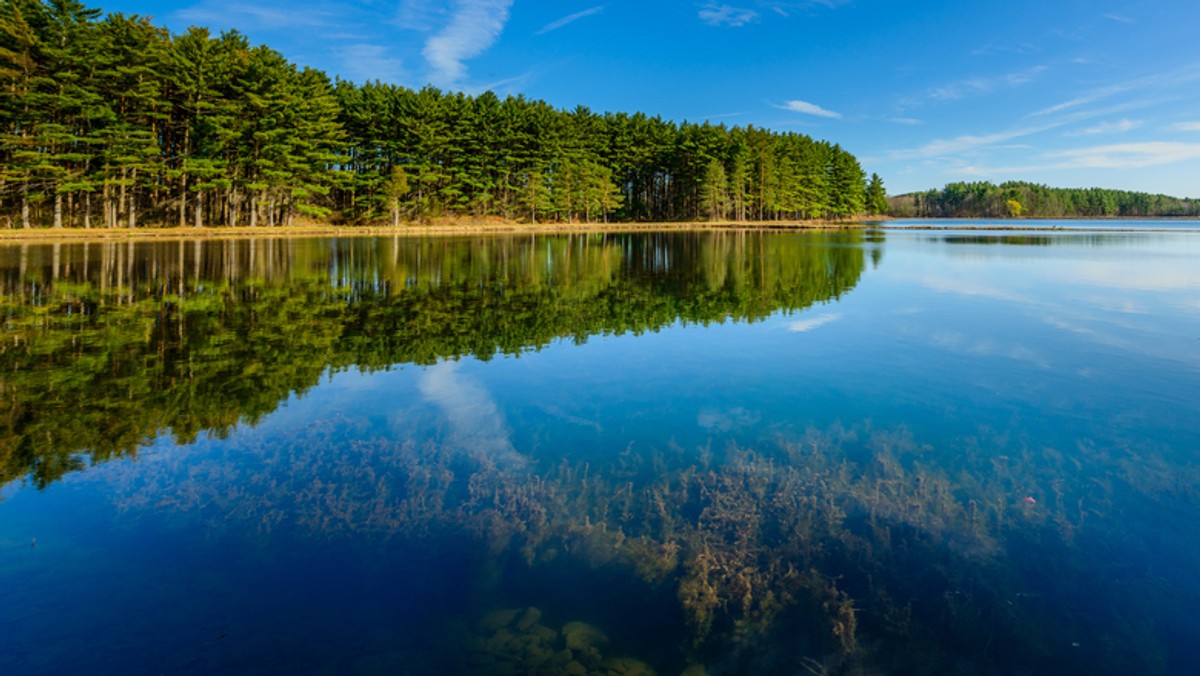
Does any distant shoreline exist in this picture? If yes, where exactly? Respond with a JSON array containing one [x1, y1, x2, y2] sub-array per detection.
[[3, 216, 1200, 244]]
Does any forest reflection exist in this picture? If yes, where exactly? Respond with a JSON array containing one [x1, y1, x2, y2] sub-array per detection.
[[0, 231, 868, 489], [3, 232, 1193, 674]]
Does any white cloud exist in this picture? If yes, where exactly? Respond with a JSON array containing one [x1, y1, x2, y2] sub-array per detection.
[[1103, 13, 1136, 25], [423, 0, 514, 87], [418, 361, 525, 466], [778, 99, 842, 118], [699, 4, 759, 27], [961, 141, 1200, 176], [395, 0, 444, 31], [536, 6, 604, 35], [928, 66, 1047, 102], [1170, 121, 1200, 132], [788, 313, 841, 332], [1030, 63, 1200, 117], [177, 1, 336, 28], [468, 70, 535, 96], [1044, 142, 1200, 169], [888, 117, 924, 125], [337, 44, 405, 84], [887, 124, 1059, 160], [1065, 118, 1142, 136]]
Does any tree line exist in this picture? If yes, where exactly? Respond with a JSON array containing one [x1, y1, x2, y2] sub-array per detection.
[[888, 180, 1200, 219], [0, 0, 881, 230]]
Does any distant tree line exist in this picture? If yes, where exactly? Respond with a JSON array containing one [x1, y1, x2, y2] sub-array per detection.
[[888, 181, 1200, 219], [0, 0, 879, 229]]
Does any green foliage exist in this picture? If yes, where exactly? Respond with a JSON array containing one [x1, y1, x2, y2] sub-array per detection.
[[864, 173, 887, 216], [0, 0, 872, 228], [890, 181, 1200, 219]]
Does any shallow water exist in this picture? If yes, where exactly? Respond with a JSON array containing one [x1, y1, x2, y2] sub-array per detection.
[[2, 228, 1198, 674]]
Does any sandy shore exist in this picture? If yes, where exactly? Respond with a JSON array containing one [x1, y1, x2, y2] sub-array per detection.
[[3, 217, 1194, 244], [0, 220, 858, 244]]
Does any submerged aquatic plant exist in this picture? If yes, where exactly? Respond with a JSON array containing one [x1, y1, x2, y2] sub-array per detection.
[[98, 417, 1181, 674]]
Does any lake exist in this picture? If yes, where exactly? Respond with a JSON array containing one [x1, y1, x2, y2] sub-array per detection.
[[2, 226, 1199, 675]]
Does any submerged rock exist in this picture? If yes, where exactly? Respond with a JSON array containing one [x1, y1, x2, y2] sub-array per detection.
[[516, 606, 543, 631], [601, 656, 657, 676], [562, 621, 610, 651], [479, 608, 522, 632]]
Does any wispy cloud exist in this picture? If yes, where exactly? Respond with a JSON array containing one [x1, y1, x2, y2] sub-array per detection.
[[700, 111, 747, 120], [888, 117, 924, 125], [928, 66, 1048, 102], [699, 4, 759, 27], [337, 44, 405, 84], [423, 0, 514, 87], [536, 5, 604, 35], [1170, 121, 1200, 132], [1103, 13, 1136, 25], [961, 142, 1200, 175], [395, 0, 444, 31], [971, 42, 1038, 57], [788, 313, 841, 332], [177, 1, 337, 29], [776, 99, 842, 118], [468, 70, 535, 96], [418, 361, 525, 467], [1065, 118, 1142, 136], [772, 0, 854, 10], [1030, 63, 1200, 117], [1043, 142, 1200, 169], [886, 124, 1059, 160]]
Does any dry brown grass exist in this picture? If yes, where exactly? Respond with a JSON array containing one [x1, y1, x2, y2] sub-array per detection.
[[0, 218, 863, 244]]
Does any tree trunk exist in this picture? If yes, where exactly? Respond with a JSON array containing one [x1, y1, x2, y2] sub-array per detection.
[[179, 173, 188, 228], [194, 192, 203, 228], [129, 169, 138, 228], [103, 181, 113, 229], [84, 191, 91, 229], [250, 193, 258, 227], [20, 190, 30, 229], [53, 192, 62, 228], [119, 168, 127, 227]]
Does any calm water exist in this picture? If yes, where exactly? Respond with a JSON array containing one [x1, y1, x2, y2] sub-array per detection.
[[2, 228, 1199, 675]]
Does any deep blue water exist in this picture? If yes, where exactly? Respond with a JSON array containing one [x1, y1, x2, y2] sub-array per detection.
[[1, 228, 1198, 674]]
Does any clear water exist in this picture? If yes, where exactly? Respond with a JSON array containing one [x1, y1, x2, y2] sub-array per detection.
[[1, 229, 1198, 675]]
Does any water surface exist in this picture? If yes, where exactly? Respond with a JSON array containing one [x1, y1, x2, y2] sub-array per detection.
[[2, 228, 1198, 675]]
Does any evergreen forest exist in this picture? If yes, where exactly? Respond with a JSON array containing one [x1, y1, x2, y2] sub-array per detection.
[[889, 180, 1200, 219], [0, 0, 879, 230]]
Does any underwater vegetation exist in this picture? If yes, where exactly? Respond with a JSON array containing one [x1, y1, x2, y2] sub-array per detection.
[[99, 416, 1191, 675], [6, 232, 1199, 674]]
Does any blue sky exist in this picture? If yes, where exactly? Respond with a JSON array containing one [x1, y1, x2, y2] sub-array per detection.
[[97, 1, 1200, 197]]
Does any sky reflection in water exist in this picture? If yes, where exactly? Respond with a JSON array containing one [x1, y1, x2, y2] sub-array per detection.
[[1, 228, 1198, 675]]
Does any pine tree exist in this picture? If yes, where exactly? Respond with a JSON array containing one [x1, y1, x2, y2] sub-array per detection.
[[865, 173, 887, 215]]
